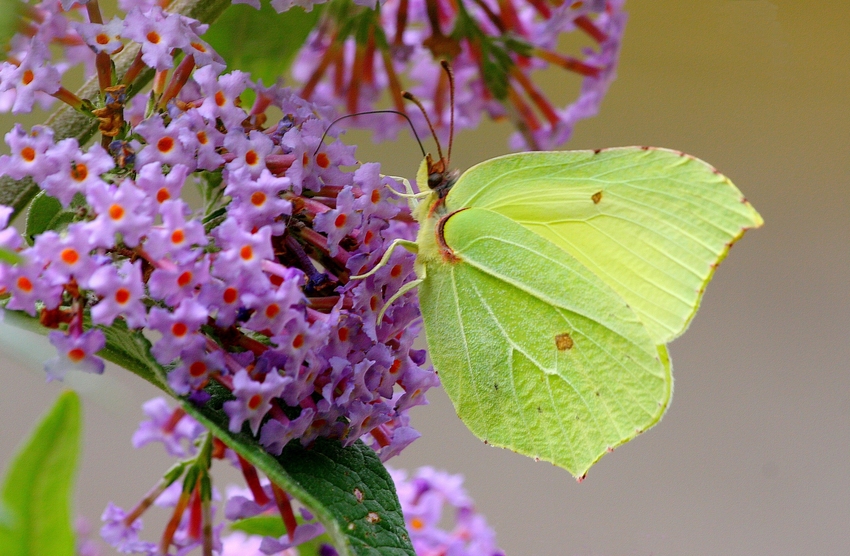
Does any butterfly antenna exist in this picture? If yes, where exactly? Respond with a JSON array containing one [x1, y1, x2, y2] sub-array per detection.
[[402, 91, 444, 164], [441, 60, 455, 167], [315, 110, 427, 158]]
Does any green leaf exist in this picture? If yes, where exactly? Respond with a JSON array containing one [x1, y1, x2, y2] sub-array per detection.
[[0, 391, 82, 556], [25, 192, 78, 245], [232, 515, 289, 537], [205, 4, 323, 87], [182, 382, 414, 556], [96, 319, 170, 390]]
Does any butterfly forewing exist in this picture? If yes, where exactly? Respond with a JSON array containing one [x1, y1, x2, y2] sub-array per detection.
[[418, 208, 671, 477], [444, 148, 764, 344]]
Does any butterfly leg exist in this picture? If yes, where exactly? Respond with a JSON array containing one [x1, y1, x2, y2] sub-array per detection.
[[377, 263, 426, 324], [350, 238, 419, 280], [383, 175, 430, 212]]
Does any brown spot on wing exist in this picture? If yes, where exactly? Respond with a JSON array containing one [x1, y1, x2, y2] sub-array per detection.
[[591, 191, 603, 204], [555, 333, 574, 350]]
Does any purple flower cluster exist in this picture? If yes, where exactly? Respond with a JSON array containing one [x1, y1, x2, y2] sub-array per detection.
[[0, 1, 437, 464], [391, 466, 506, 556], [290, 0, 627, 149]]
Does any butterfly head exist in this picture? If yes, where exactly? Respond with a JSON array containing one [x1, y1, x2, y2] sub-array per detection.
[[425, 153, 459, 197], [416, 153, 459, 200]]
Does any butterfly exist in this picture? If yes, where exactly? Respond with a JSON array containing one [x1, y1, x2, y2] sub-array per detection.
[[354, 69, 762, 478]]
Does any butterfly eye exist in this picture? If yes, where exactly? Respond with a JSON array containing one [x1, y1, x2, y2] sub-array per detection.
[[428, 172, 444, 190]]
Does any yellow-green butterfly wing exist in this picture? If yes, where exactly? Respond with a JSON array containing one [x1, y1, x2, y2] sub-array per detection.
[[417, 208, 671, 478], [441, 148, 764, 343]]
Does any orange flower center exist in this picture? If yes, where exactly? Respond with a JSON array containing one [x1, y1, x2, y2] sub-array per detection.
[[247, 394, 263, 410], [189, 361, 207, 378], [250, 191, 266, 206], [70, 163, 88, 182], [16, 276, 33, 292], [222, 287, 238, 304], [157, 136, 174, 154], [114, 288, 131, 304], [264, 304, 280, 319], [61, 248, 79, 265], [177, 271, 193, 287]]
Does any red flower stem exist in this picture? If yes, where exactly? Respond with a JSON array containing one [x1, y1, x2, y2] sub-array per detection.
[[237, 454, 271, 506], [152, 69, 167, 98], [251, 90, 274, 118], [313, 185, 344, 198], [433, 67, 447, 127], [524, 0, 551, 18], [163, 407, 187, 434], [424, 0, 443, 36], [213, 372, 234, 391], [510, 67, 559, 125], [52, 87, 84, 111], [394, 0, 409, 45], [471, 0, 505, 33], [307, 295, 343, 311], [371, 425, 391, 447], [575, 14, 608, 43], [271, 484, 298, 541], [122, 50, 148, 86], [188, 484, 203, 540], [124, 476, 175, 525], [159, 54, 195, 109], [265, 153, 297, 176], [498, 0, 525, 33], [534, 48, 601, 77], [363, 27, 376, 84], [85, 0, 104, 24], [301, 34, 341, 100], [160, 488, 192, 552], [380, 49, 407, 113], [347, 42, 365, 114], [506, 84, 541, 131]]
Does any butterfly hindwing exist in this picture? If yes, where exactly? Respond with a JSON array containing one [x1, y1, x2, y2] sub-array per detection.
[[418, 207, 671, 477], [444, 148, 764, 343]]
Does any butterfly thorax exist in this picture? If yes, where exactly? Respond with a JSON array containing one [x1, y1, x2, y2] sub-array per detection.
[[414, 156, 463, 265]]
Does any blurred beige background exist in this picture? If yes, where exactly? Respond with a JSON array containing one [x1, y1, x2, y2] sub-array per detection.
[[1, 1, 848, 554]]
